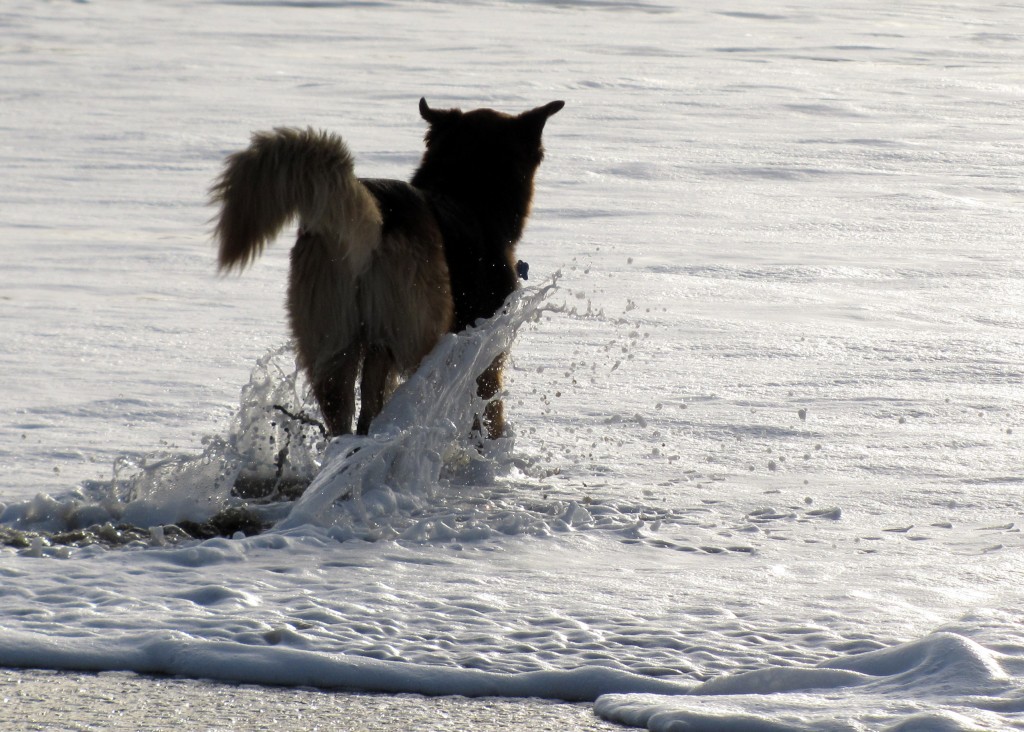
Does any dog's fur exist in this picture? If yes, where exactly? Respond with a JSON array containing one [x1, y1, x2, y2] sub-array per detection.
[[211, 98, 563, 438]]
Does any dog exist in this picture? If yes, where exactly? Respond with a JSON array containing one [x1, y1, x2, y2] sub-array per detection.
[[211, 98, 564, 439]]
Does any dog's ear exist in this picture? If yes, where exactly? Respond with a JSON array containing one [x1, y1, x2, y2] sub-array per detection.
[[419, 97, 461, 126], [518, 100, 565, 136]]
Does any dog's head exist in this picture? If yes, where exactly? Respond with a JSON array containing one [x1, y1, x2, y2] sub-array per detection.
[[414, 98, 564, 197], [419, 98, 563, 156]]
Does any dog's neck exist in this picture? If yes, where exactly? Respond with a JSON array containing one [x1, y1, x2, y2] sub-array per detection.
[[411, 162, 537, 253]]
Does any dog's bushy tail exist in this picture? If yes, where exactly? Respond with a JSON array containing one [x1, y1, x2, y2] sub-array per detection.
[[210, 127, 382, 275]]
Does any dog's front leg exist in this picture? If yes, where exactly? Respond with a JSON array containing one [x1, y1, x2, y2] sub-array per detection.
[[476, 353, 506, 440]]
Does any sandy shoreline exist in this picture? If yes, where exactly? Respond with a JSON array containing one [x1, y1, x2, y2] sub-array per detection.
[[0, 668, 621, 731]]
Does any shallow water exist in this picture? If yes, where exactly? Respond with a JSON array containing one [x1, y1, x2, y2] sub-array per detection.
[[2, 1, 1023, 730]]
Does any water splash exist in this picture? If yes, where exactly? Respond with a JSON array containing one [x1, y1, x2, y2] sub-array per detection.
[[277, 280, 557, 533], [120, 344, 328, 527], [0, 281, 557, 544]]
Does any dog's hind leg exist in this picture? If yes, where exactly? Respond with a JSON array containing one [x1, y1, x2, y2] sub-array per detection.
[[357, 345, 398, 435], [476, 354, 506, 440], [311, 348, 362, 436]]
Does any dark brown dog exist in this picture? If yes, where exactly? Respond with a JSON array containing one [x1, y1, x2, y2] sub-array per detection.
[[211, 98, 563, 438]]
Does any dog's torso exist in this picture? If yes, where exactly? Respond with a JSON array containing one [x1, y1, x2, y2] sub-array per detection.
[[359, 178, 522, 335], [357, 179, 452, 368]]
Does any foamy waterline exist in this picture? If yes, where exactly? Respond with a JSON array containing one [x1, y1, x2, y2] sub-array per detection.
[[0, 281, 559, 545]]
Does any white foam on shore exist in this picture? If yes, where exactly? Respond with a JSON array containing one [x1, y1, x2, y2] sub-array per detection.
[[597, 630, 1024, 731], [0, 628, 693, 701]]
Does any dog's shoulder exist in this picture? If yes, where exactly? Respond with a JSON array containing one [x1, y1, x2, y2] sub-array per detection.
[[360, 178, 436, 236]]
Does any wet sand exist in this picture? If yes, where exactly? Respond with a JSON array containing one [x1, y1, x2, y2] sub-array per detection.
[[0, 668, 621, 731]]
